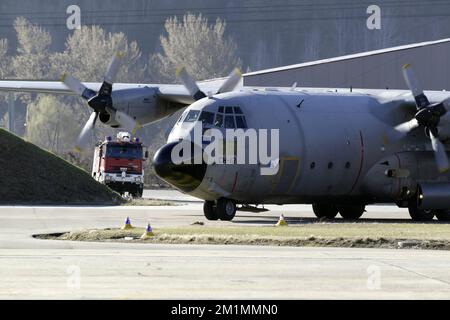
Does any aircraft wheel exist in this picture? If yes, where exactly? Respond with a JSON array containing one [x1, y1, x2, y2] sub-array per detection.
[[434, 210, 450, 222], [339, 205, 365, 220], [203, 201, 219, 221], [217, 198, 236, 221], [408, 205, 435, 221], [312, 203, 338, 219]]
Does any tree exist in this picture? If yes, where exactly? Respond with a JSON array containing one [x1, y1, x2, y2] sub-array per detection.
[[149, 13, 242, 82], [12, 17, 53, 79], [0, 39, 11, 128], [25, 95, 81, 154], [0, 39, 10, 79], [52, 25, 144, 83]]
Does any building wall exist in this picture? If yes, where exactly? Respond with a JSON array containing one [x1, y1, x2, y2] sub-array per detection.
[[1, 0, 450, 73], [244, 41, 450, 91]]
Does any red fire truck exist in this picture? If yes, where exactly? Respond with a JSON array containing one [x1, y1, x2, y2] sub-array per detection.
[[92, 132, 148, 198]]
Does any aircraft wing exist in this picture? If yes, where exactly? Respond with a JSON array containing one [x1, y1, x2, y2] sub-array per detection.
[[0, 78, 233, 105]]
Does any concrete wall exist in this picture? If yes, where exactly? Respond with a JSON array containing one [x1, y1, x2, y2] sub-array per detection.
[[244, 41, 450, 90]]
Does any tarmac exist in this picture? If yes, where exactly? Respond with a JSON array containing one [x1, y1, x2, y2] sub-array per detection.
[[0, 189, 449, 299]]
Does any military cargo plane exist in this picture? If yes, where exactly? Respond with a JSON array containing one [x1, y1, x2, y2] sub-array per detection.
[[2, 54, 450, 222]]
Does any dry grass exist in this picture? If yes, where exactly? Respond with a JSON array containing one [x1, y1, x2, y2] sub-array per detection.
[[35, 222, 450, 250], [122, 199, 180, 206]]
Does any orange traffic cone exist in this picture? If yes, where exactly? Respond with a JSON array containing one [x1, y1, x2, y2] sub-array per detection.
[[276, 214, 288, 227], [121, 217, 134, 230], [141, 223, 155, 239]]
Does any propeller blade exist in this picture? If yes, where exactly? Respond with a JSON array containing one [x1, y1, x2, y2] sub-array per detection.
[[98, 52, 124, 96], [430, 132, 450, 173], [395, 118, 420, 136], [75, 112, 98, 151], [176, 67, 206, 101], [105, 52, 124, 84], [217, 68, 243, 94], [116, 111, 141, 135], [61, 73, 96, 100], [402, 64, 430, 109]]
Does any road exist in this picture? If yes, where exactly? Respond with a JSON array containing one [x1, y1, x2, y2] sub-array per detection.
[[0, 189, 449, 299]]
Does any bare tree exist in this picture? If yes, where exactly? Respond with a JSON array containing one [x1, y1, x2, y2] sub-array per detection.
[[0, 39, 10, 79], [52, 25, 144, 83], [25, 95, 81, 154], [149, 13, 242, 83], [12, 17, 53, 79], [0, 39, 11, 127]]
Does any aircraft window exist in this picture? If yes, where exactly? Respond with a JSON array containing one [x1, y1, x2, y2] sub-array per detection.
[[224, 115, 236, 128], [177, 111, 188, 123], [234, 107, 243, 114], [198, 111, 215, 125], [328, 162, 334, 169], [218, 106, 224, 113], [225, 107, 234, 114], [235, 116, 247, 129], [184, 110, 201, 123], [215, 114, 224, 127], [310, 162, 316, 169]]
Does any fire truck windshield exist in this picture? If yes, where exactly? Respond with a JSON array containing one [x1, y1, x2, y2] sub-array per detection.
[[106, 145, 143, 159]]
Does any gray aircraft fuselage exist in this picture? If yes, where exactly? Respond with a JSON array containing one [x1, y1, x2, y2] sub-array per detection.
[[154, 89, 449, 207]]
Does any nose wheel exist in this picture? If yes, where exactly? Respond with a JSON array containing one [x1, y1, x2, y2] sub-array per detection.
[[408, 201, 435, 221], [203, 199, 237, 221]]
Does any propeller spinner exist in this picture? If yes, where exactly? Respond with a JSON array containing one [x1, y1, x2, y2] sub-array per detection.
[[395, 64, 450, 172]]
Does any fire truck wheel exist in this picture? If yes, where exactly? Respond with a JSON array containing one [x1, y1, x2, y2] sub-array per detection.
[[203, 201, 219, 221]]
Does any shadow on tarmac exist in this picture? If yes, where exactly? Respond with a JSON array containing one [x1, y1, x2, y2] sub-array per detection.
[[234, 216, 450, 225]]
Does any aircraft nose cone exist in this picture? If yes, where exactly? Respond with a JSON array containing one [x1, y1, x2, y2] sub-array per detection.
[[153, 141, 207, 193]]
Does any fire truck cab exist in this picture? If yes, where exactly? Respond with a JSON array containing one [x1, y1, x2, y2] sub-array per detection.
[[92, 132, 148, 198]]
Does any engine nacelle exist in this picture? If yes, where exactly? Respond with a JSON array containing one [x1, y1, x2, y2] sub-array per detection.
[[417, 182, 450, 209], [99, 110, 120, 127], [111, 87, 181, 125]]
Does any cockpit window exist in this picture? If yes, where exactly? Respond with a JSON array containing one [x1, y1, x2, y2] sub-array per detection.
[[235, 116, 247, 129], [224, 115, 236, 128], [183, 110, 201, 123], [215, 114, 224, 127], [225, 107, 234, 114], [198, 111, 215, 125], [177, 110, 188, 123], [213, 106, 247, 129]]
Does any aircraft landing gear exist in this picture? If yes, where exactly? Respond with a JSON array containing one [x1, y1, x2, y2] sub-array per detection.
[[339, 204, 366, 220], [435, 210, 450, 221], [203, 201, 219, 221], [216, 198, 237, 221], [408, 203, 435, 221], [312, 203, 338, 219], [203, 199, 237, 221]]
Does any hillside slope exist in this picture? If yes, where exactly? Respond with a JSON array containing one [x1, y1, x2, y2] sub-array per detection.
[[0, 129, 122, 205]]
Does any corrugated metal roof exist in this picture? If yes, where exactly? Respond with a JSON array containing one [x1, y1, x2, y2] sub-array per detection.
[[244, 38, 450, 77]]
